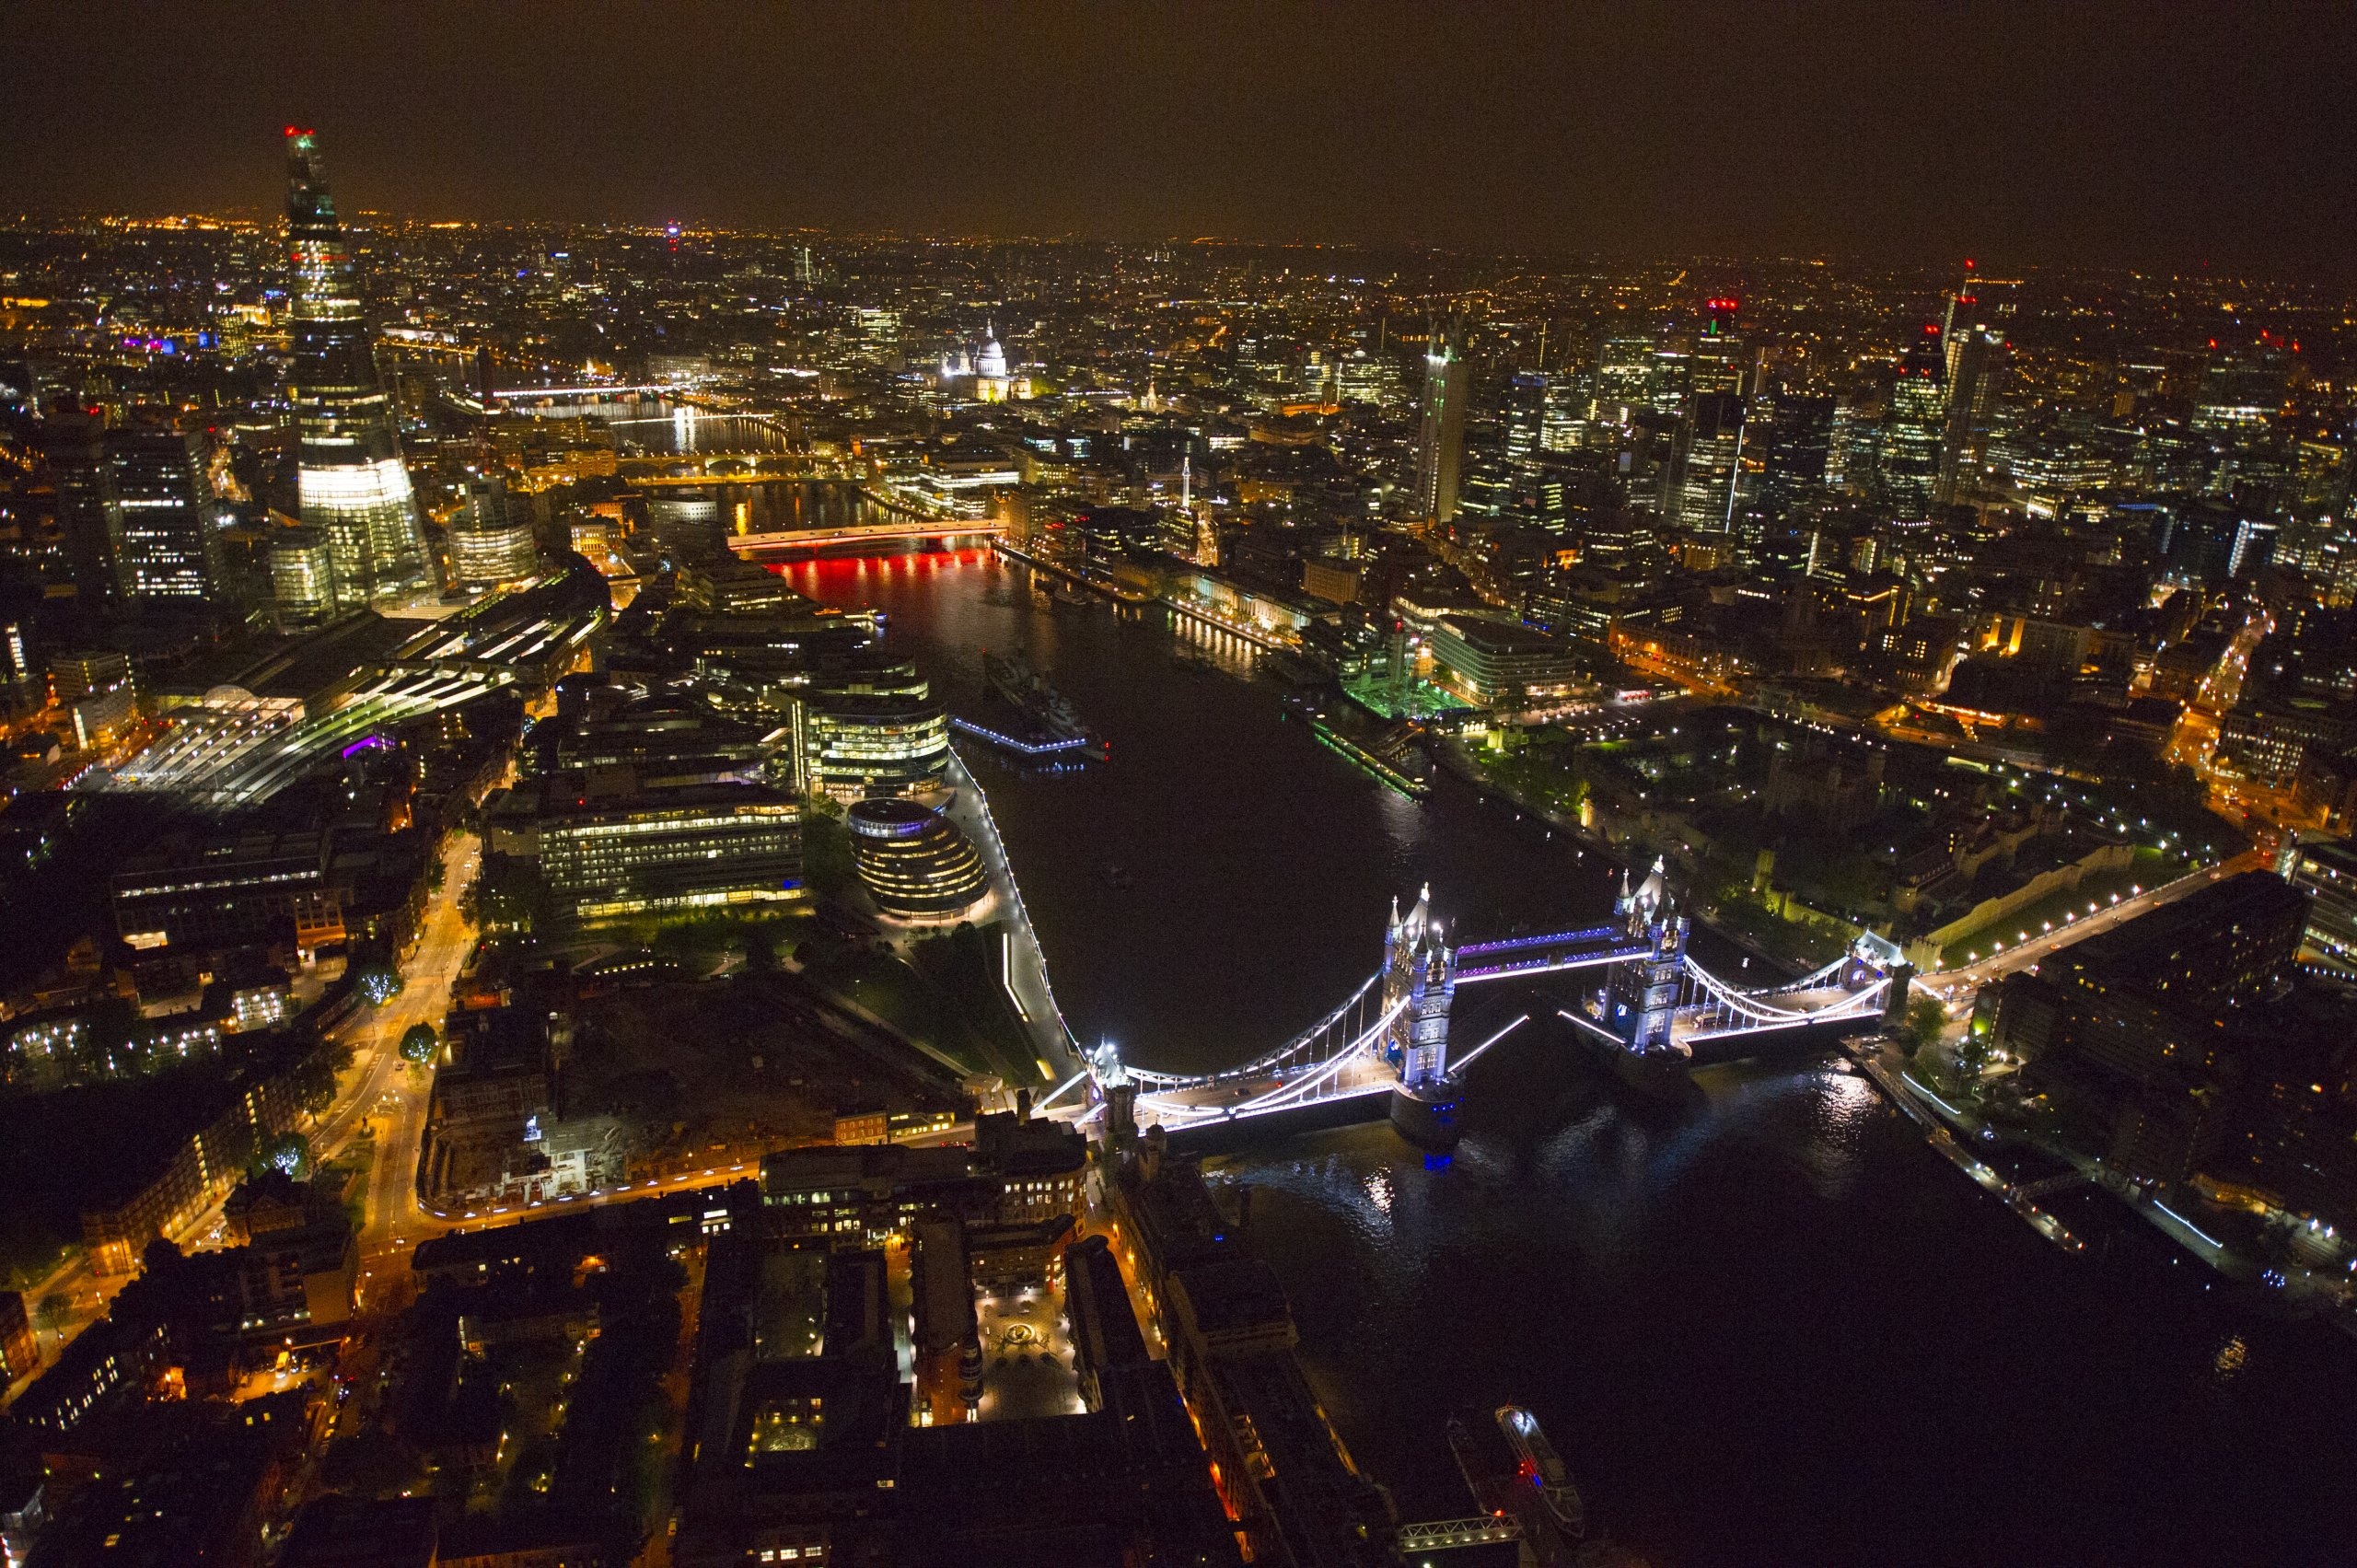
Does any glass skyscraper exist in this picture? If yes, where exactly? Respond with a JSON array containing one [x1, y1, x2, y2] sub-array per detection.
[[1412, 319, 1469, 524], [1878, 324, 1948, 516], [1665, 391, 1748, 535], [284, 128, 429, 608], [106, 427, 217, 602]]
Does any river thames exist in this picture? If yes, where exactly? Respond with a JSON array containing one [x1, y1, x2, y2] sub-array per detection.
[[779, 545, 2357, 1567]]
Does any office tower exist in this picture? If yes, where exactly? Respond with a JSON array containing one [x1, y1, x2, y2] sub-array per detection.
[[1761, 394, 1836, 519], [1933, 268, 2006, 505], [1592, 332, 1655, 414], [1878, 324, 1947, 514], [1502, 371, 1550, 464], [1690, 296, 1747, 396], [106, 427, 217, 603], [1824, 398, 1874, 494], [1663, 391, 1748, 535], [1646, 343, 1691, 416], [269, 526, 340, 627], [284, 128, 430, 608], [40, 414, 120, 606], [446, 479, 540, 587], [1539, 375, 1582, 452], [1461, 371, 1548, 520], [1413, 319, 1469, 523], [2193, 343, 2290, 436], [1933, 323, 2003, 505]]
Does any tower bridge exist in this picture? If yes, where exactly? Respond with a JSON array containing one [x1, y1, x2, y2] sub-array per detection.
[[1042, 858, 1911, 1146]]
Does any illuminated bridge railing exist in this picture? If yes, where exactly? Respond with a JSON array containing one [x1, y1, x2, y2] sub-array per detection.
[[1395, 1516, 1524, 1551], [947, 716, 1094, 757], [1676, 955, 1894, 1043], [1134, 994, 1407, 1126], [948, 755, 1085, 1065]]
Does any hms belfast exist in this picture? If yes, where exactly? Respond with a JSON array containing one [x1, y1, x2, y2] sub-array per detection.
[[283, 127, 432, 607]]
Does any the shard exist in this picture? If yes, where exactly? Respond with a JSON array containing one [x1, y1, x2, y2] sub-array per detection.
[[284, 127, 430, 606]]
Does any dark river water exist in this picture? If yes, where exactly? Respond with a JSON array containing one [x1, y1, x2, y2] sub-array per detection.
[[782, 548, 2357, 1568]]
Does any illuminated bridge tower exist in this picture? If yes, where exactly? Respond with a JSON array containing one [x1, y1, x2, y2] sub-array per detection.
[[284, 128, 431, 609], [1385, 887, 1464, 1147], [1607, 857, 1689, 1053], [1383, 885, 1457, 1082]]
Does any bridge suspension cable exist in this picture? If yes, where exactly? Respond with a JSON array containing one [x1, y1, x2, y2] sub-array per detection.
[[1681, 956, 1890, 1027], [1120, 971, 1384, 1087], [1134, 993, 1406, 1123]]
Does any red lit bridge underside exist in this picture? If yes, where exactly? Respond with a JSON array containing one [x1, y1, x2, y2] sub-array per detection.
[[733, 518, 1005, 553]]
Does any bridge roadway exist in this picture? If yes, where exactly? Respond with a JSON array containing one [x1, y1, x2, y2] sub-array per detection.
[[1912, 849, 2272, 1005], [1118, 1049, 1401, 1131], [733, 517, 1003, 552]]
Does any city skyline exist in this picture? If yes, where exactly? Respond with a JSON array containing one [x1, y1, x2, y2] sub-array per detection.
[[7, 15, 2357, 1564], [2, 3, 2354, 273]]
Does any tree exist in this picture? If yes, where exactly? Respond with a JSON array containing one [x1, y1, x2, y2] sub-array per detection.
[[1954, 1022, 1995, 1081], [258, 1132, 313, 1180], [651, 922, 703, 962], [400, 1023, 439, 1064], [465, 853, 547, 932], [354, 964, 401, 1006], [1898, 996, 1945, 1058]]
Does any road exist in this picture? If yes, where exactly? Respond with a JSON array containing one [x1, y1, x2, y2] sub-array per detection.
[[5, 832, 483, 1395], [2165, 605, 2269, 772], [1916, 849, 2272, 1006], [340, 832, 482, 1303]]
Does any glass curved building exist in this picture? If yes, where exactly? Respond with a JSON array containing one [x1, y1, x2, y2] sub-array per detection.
[[284, 128, 431, 607], [806, 691, 950, 798], [447, 479, 540, 587], [846, 798, 987, 919]]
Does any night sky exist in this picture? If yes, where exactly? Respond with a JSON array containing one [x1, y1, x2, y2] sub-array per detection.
[[4, 1, 2352, 273]]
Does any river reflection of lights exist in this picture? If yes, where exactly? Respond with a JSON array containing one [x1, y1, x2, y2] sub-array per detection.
[[1818, 1066, 1880, 1122], [1364, 1168, 1394, 1214]]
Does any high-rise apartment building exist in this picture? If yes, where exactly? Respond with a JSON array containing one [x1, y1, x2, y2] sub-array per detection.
[[284, 129, 430, 607], [1412, 319, 1469, 524]]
